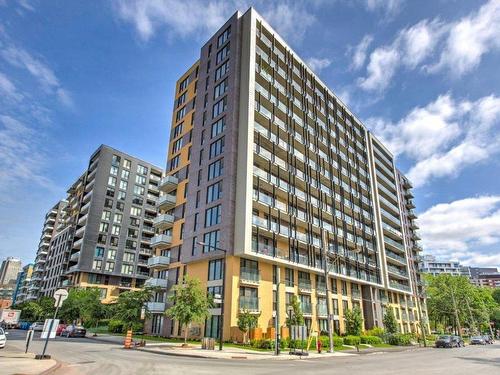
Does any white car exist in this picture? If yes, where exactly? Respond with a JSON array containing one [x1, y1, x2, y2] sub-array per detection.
[[0, 328, 8, 349], [30, 322, 44, 332]]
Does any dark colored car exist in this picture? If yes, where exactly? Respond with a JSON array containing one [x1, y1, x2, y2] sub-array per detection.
[[470, 336, 486, 345], [435, 335, 462, 348], [61, 325, 86, 338], [451, 335, 464, 347]]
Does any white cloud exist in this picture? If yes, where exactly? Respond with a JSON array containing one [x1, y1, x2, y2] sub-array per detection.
[[0, 71, 22, 101], [363, 0, 404, 16], [419, 196, 500, 267], [429, 0, 500, 76], [113, 0, 316, 44], [305, 57, 331, 73], [366, 94, 500, 187], [350, 34, 373, 70], [358, 46, 399, 91]]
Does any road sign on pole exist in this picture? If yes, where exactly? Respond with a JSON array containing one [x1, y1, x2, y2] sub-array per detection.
[[41, 319, 59, 339], [53, 289, 68, 307], [25, 329, 34, 354]]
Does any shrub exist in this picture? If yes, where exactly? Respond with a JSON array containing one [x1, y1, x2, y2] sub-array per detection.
[[360, 335, 383, 345], [364, 327, 385, 338], [386, 333, 413, 346], [343, 335, 361, 346], [333, 336, 344, 347], [108, 319, 124, 333], [250, 339, 273, 349], [318, 335, 344, 348]]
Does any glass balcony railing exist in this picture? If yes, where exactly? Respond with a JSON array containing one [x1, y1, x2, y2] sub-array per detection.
[[240, 268, 260, 283], [384, 236, 405, 252], [301, 302, 312, 314], [316, 304, 328, 316], [239, 296, 260, 312], [298, 279, 312, 291]]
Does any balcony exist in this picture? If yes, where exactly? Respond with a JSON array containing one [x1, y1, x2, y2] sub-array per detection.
[[147, 256, 170, 268], [387, 265, 408, 278], [298, 280, 312, 293], [240, 268, 260, 285], [153, 214, 175, 231], [146, 301, 166, 313], [390, 281, 411, 292], [157, 194, 176, 210], [386, 250, 407, 265], [239, 296, 260, 313], [301, 302, 313, 315], [70, 251, 80, 261], [406, 200, 416, 209], [408, 210, 417, 219], [352, 289, 362, 299], [151, 234, 172, 249], [384, 236, 405, 252], [142, 225, 155, 234], [407, 300, 415, 308], [159, 175, 179, 194], [316, 284, 326, 296], [73, 238, 83, 249], [316, 304, 328, 317], [145, 278, 169, 288], [66, 265, 79, 274]]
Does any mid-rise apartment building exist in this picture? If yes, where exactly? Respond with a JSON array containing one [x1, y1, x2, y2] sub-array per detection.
[[26, 145, 162, 302], [12, 263, 33, 305], [0, 257, 22, 286], [146, 8, 428, 340], [419, 255, 462, 276]]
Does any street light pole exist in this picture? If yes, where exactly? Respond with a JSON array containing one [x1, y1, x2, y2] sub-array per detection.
[[198, 241, 226, 351]]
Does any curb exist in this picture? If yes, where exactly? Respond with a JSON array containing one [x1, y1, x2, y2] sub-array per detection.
[[137, 347, 216, 359], [38, 359, 62, 375]]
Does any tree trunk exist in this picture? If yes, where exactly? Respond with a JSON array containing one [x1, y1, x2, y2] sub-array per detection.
[[184, 324, 188, 344]]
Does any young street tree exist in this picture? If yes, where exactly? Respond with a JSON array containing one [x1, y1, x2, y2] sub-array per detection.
[[237, 309, 259, 344], [113, 287, 157, 331], [383, 309, 398, 334], [165, 276, 213, 344], [345, 307, 363, 336], [286, 295, 305, 327]]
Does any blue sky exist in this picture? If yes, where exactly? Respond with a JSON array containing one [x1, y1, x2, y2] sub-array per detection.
[[1, 0, 499, 268]]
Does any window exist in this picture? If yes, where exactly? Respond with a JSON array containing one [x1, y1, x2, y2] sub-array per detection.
[[108, 249, 117, 260], [137, 165, 148, 175], [333, 299, 339, 315], [106, 188, 115, 197], [173, 123, 183, 138], [176, 106, 186, 121], [215, 61, 229, 81], [105, 261, 115, 272], [331, 279, 338, 294], [213, 79, 227, 99], [134, 185, 145, 196], [217, 26, 231, 47], [211, 117, 225, 138], [112, 154, 121, 166], [123, 159, 131, 170], [121, 169, 129, 180], [123, 252, 135, 262], [121, 264, 133, 275], [99, 222, 109, 233], [95, 246, 105, 258], [203, 230, 220, 253], [118, 191, 126, 200], [101, 211, 111, 221], [130, 217, 139, 227], [98, 234, 107, 244], [179, 77, 189, 92], [205, 205, 221, 227], [110, 166, 118, 176], [208, 259, 224, 280], [108, 176, 116, 187], [116, 201, 125, 211], [194, 213, 199, 231], [206, 181, 222, 203], [209, 137, 224, 159], [128, 228, 139, 238], [176, 92, 186, 107], [112, 225, 121, 235], [126, 239, 137, 249], [212, 97, 227, 118], [216, 44, 230, 64], [130, 207, 142, 216], [208, 159, 223, 180], [119, 180, 128, 190], [93, 259, 103, 271], [204, 315, 220, 339], [285, 268, 294, 287], [170, 155, 180, 171], [135, 175, 146, 185], [341, 280, 347, 295], [172, 138, 183, 153], [114, 213, 123, 224]]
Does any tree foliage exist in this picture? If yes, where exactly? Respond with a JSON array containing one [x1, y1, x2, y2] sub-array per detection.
[[165, 276, 213, 343], [383, 309, 398, 334], [59, 288, 104, 326], [345, 307, 363, 336], [113, 287, 157, 330], [286, 295, 304, 327], [237, 309, 259, 344]]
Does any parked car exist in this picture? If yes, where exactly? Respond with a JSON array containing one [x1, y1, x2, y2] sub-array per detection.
[[451, 335, 464, 347], [435, 335, 461, 348], [61, 325, 86, 338], [0, 328, 8, 349], [30, 322, 44, 332], [470, 336, 486, 345], [483, 335, 494, 344], [56, 324, 67, 336]]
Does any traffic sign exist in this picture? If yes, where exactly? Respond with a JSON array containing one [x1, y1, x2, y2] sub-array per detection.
[[41, 319, 59, 339], [53, 289, 69, 307]]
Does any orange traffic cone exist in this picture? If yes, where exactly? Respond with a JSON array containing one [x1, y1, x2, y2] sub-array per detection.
[[124, 329, 133, 349]]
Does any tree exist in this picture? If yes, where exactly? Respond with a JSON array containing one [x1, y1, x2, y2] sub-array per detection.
[[492, 289, 500, 305], [286, 295, 304, 327], [383, 309, 398, 334], [165, 276, 213, 344], [237, 309, 259, 344], [345, 307, 363, 336], [37, 296, 56, 318], [18, 301, 43, 322], [113, 287, 157, 331], [58, 288, 104, 327]]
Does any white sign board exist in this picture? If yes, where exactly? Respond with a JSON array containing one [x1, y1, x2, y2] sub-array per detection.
[[53, 289, 69, 307], [41, 319, 59, 339]]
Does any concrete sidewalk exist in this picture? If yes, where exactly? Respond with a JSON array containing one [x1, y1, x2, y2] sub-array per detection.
[[1, 346, 59, 375]]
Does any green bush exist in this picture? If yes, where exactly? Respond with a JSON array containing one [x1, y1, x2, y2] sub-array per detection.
[[343, 335, 361, 345], [108, 319, 125, 333], [333, 336, 344, 347], [360, 335, 383, 344], [250, 339, 273, 349], [317, 335, 344, 348], [386, 333, 413, 346], [364, 327, 385, 337]]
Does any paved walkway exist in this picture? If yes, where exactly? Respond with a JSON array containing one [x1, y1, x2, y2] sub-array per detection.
[[1, 344, 59, 375]]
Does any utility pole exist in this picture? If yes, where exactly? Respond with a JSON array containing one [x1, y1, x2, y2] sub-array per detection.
[[274, 267, 280, 355], [450, 287, 462, 337], [321, 230, 334, 353]]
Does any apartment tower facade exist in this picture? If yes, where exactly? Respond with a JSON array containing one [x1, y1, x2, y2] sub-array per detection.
[[147, 8, 428, 340]]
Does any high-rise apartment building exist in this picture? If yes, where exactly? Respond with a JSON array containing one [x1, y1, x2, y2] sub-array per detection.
[[146, 8, 428, 340], [26, 145, 162, 302], [12, 263, 34, 305], [0, 257, 22, 286]]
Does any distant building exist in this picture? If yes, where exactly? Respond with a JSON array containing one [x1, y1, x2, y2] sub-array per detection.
[[0, 257, 22, 286], [460, 266, 498, 279], [12, 264, 34, 305], [471, 272, 500, 288], [419, 255, 461, 276]]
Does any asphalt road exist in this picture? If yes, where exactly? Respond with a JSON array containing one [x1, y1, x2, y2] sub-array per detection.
[[5, 330, 500, 375]]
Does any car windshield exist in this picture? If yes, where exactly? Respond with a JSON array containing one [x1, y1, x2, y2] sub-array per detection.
[[0, 328, 4, 335], [438, 336, 450, 339], [471, 336, 482, 339]]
